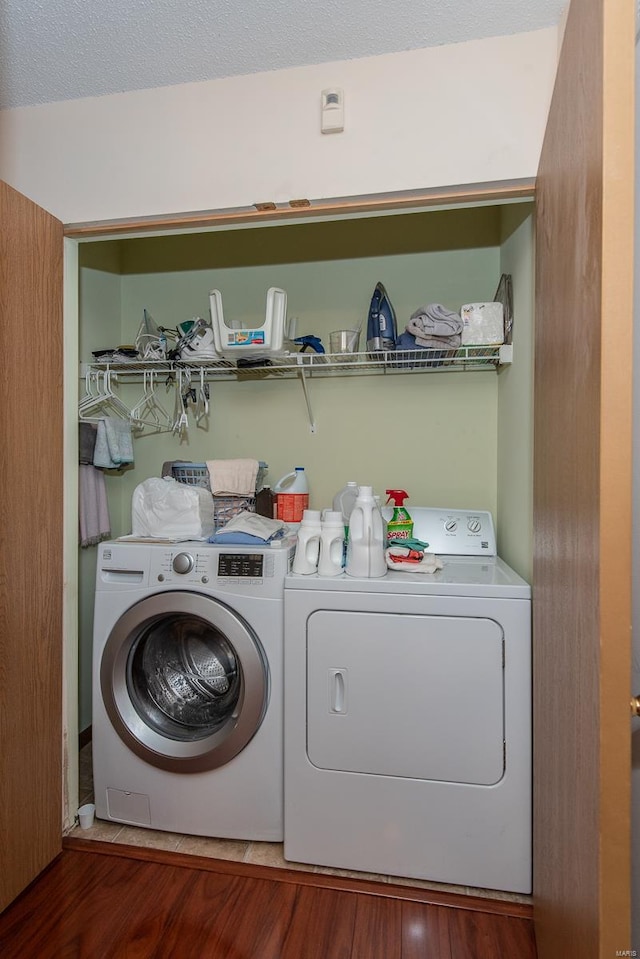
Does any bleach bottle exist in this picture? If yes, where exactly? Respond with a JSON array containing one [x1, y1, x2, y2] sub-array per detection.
[[385, 489, 414, 543], [274, 467, 309, 523]]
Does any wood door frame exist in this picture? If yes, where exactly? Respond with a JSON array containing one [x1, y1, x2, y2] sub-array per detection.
[[0, 181, 64, 911], [533, 0, 634, 954]]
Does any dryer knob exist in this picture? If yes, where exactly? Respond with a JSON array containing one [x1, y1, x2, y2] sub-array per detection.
[[172, 552, 194, 574]]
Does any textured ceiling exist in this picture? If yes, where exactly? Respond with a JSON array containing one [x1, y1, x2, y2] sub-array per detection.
[[0, 0, 566, 111]]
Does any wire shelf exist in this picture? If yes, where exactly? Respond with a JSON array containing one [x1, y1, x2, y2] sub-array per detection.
[[85, 344, 511, 380]]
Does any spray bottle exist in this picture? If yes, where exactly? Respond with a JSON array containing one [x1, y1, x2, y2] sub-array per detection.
[[385, 490, 414, 543]]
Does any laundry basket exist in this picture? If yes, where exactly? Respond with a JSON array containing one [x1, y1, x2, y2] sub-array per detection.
[[171, 462, 268, 529]]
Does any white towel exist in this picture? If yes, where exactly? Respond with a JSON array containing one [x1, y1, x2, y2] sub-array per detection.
[[407, 305, 463, 346], [218, 511, 287, 538], [94, 417, 134, 469], [79, 465, 111, 547], [385, 547, 443, 574], [206, 458, 259, 496]]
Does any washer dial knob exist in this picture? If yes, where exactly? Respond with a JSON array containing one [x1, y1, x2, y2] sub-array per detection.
[[467, 518, 482, 533], [172, 552, 194, 574], [445, 519, 458, 532]]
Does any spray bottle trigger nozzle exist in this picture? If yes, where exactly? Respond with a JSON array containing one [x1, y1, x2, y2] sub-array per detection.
[[385, 489, 409, 506]]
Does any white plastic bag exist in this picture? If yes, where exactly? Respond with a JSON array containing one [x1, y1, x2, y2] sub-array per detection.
[[131, 477, 215, 539]]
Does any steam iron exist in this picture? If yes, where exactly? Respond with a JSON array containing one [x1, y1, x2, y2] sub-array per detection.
[[366, 282, 397, 353]]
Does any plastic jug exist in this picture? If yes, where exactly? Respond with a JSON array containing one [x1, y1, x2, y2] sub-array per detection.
[[274, 467, 309, 523], [255, 485, 275, 519], [292, 509, 322, 574], [318, 510, 345, 577], [332, 481, 359, 537], [345, 486, 387, 578]]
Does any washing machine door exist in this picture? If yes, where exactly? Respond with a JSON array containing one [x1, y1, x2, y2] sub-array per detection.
[[101, 591, 269, 773]]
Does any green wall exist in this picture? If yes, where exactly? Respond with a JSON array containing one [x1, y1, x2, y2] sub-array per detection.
[[76, 203, 533, 731]]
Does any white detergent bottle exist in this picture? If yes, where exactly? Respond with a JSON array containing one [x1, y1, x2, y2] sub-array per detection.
[[332, 481, 359, 537], [274, 467, 309, 524], [292, 509, 322, 574], [345, 486, 387, 578], [318, 510, 345, 577]]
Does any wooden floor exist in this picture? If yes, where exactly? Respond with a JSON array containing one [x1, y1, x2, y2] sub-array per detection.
[[0, 838, 536, 958]]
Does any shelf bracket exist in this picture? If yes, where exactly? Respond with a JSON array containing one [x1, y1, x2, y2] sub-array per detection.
[[297, 367, 317, 433]]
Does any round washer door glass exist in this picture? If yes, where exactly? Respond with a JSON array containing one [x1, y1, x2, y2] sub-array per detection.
[[129, 614, 241, 739], [101, 591, 269, 773]]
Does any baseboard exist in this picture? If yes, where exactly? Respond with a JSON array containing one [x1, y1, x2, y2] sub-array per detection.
[[62, 836, 533, 919]]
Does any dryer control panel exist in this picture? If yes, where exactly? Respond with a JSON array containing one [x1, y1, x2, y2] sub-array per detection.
[[382, 507, 497, 555]]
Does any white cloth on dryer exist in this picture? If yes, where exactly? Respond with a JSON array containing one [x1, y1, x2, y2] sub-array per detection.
[[385, 546, 443, 573]]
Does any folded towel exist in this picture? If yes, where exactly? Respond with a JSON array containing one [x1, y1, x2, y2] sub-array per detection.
[[79, 422, 97, 465], [206, 458, 259, 496], [385, 546, 443, 574], [94, 417, 134, 469], [209, 511, 288, 543], [407, 304, 463, 347], [209, 531, 285, 546], [79, 464, 111, 547], [388, 537, 431, 551], [396, 330, 454, 352]]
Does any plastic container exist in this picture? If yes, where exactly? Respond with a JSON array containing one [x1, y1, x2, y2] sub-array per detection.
[[385, 489, 414, 542], [209, 287, 287, 358], [318, 510, 345, 577], [345, 486, 387, 578], [293, 509, 322, 574], [332, 481, 359, 536], [172, 461, 268, 529], [255, 485, 275, 519], [274, 467, 309, 523], [172, 461, 268, 492]]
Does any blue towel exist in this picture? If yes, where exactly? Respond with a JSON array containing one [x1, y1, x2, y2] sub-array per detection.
[[93, 417, 134, 469], [209, 530, 285, 545]]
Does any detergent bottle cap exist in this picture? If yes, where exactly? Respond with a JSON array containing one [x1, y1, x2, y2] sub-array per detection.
[[386, 489, 408, 506]]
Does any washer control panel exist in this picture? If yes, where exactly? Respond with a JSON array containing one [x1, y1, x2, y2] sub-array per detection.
[[383, 507, 497, 556], [153, 549, 269, 586], [96, 539, 295, 598]]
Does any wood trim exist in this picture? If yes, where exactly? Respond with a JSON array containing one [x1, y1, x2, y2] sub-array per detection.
[[533, 0, 634, 954], [598, 0, 635, 945], [63, 178, 536, 238], [0, 180, 64, 912], [62, 837, 532, 919]]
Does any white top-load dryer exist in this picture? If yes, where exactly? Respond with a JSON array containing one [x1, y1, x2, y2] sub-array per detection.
[[283, 508, 531, 893]]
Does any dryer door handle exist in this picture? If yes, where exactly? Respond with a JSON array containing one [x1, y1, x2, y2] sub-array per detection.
[[330, 669, 347, 714]]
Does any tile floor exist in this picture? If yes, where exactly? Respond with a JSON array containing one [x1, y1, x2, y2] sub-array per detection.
[[69, 743, 531, 905]]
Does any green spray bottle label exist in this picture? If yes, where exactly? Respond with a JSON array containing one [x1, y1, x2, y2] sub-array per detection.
[[385, 489, 414, 542]]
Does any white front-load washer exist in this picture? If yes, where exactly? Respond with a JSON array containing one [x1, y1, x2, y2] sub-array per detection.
[[92, 537, 293, 840], [283, 508, 531, 893]]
